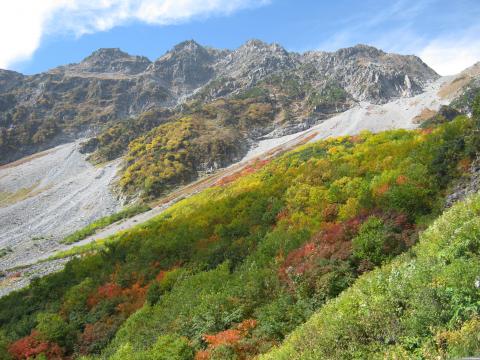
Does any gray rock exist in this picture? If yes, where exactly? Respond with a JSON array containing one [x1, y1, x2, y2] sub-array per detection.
[[446, 155, 480, 207]]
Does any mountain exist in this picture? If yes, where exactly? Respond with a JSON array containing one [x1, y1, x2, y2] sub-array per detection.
[[1, 37, 480, 360], [1, 41, 476, 282], [1, 93, 480, 359], [0, 40, 438, 165]]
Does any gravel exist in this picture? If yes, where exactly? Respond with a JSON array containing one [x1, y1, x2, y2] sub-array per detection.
[[0, 141, 122, 271]]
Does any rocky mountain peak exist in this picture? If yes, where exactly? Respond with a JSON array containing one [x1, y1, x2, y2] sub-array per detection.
[[299, 44, 438, 103], [171, 40, 205, 53], [85, 48, 130, 60], [68, 48, 151, 75], [216, 39, 295, 85], [238, 39, 288, 55], [336, 44, 386, 58], [147, 40, 219, 96]]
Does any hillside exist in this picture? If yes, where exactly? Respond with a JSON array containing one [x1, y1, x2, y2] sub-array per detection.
[[1, 37, 480, 360], [0, 41, 455, 278], [0, 96, 479, 359], [262, 157, 480, 358], [0, 72, 453, 284]]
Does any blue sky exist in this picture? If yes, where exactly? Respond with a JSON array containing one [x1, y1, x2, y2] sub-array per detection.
[[2, 0, 479, 75]]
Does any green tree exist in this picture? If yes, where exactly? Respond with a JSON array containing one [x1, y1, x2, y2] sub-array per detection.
[[0, 330, 12, 360], [36, 312, 68, 345], [352, 216, 398, 266]]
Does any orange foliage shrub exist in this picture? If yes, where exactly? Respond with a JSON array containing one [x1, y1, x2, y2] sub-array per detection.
[[87, 282, 122, 308], [375, 183, 390, 195], [216, 160, 270, 186], [204, 329, 242, 348], [194, 350, 210, 360], [196, 319, 258, 359], [116, 282, 147, 315], [396, 175, 408, 185]]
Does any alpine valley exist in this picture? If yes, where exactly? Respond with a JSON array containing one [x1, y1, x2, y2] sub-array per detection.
[[1, 38, 480, 360]]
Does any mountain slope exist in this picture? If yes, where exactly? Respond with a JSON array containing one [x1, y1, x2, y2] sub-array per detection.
[[0, 107, 479, 358], [0, 74, 453, 280], [0, 40, 438, 165], [0, 66, 471, 296], [0, 141, 122, 271], [262, 185, 480, 360]]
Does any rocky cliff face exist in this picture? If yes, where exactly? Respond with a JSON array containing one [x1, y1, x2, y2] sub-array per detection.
[[147, 40, 227, 98], [301, 44, 437, 103], [0, 40, 439, 164], [61, 48, 152, 75]]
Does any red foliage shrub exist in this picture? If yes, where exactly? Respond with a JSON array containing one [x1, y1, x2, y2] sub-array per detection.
[[116, 282, 147, 315], [197, 319, 258, 359], [216, 160, 270, 186], [279, 214, 368, 287], [8, 331, 63, 360], [77, 317, 123, 355], [87, 282, 123, 308]]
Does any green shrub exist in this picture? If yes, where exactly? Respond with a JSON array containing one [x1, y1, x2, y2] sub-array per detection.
[[36, 312, 69, 345]]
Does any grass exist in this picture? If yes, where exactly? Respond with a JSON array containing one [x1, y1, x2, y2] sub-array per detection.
[[60, 204, 151, 244], [49, 238, 109, 260]]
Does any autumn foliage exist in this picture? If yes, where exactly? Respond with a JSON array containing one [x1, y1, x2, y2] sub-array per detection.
[[196, 319, 258, 359], [8, 331, 63, 360], [216, 160, 270, 186], [1, 114, 478, 360]]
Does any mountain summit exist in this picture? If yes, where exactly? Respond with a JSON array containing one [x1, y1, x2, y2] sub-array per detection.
[[72, 48, 152, 75]]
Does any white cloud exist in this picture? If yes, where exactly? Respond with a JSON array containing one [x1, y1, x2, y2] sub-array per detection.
[[418, 28, 480, 76], [312, 0, 480, 76], [0, 0, 269, 69], [0, 1, 64, 69]]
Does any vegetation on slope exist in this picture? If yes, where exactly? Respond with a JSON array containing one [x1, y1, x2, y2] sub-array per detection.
[[61, 205, 151, 245], [119, 95, 275, 198], [450, 77, 480, 114], [0, 70, 172, 165], [0, 108, 478, 359], [261, 191, 480, 360], [84, 75, 353, 199], [80, 109, 173, 164]]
